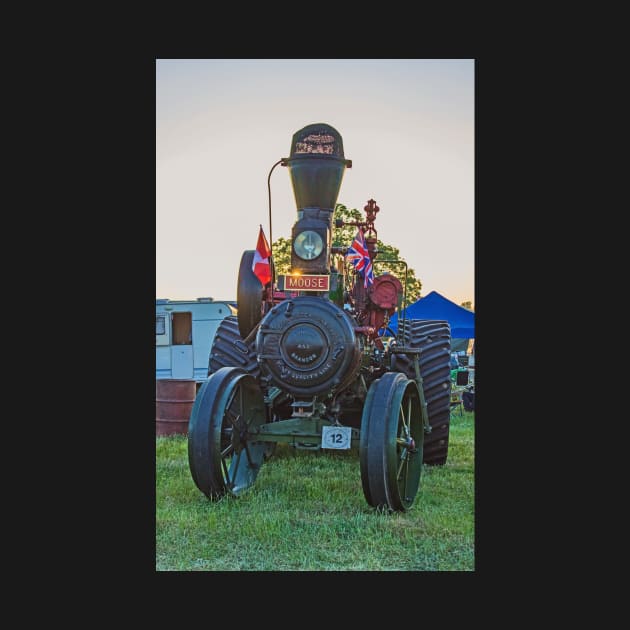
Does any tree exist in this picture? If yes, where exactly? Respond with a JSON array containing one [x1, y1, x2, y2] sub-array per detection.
[[270, 236, 292, 276], [330, 204, 364, 248], [271, 203, 423, 304]]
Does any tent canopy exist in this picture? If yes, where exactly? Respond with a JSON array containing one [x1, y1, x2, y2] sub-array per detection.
[[387, 290, 475, 339]]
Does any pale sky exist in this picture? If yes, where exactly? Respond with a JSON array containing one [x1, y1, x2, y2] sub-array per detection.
[[156, 59, 474, 306]]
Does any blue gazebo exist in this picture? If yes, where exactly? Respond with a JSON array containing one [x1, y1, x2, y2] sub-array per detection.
[[387, 290, 474, 339]]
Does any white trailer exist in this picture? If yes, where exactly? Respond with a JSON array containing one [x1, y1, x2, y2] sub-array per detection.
[[156, 298, 236, 382]]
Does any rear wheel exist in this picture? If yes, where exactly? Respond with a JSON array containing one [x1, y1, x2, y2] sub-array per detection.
[[391, 319, 452, 465], [360, 372, 423, 511], [237, 250, 264, 339], [208, 316, 260, 379]]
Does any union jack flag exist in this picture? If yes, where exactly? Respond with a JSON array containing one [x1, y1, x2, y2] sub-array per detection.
[[346, 228, 374, 288]]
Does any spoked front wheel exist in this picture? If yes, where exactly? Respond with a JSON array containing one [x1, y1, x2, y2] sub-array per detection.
[[360, 372, 424, 511], [188, 367, 267, 499]]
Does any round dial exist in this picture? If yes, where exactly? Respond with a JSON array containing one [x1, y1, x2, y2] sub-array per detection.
[[294, 230, 324, 260]]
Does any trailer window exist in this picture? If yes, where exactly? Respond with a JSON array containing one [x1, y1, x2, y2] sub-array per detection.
[[172, 312, 192, 345], [156, 315, 166, 335]]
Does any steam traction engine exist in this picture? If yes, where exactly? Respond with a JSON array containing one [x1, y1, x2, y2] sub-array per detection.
[[188, 123, 452, 511]]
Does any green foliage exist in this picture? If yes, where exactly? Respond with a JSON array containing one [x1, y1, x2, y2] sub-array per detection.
[[271, 203, 422, 304], [271, 236, 292, 276], [155, 411, 474, 571], [331, 204, 363, 247]]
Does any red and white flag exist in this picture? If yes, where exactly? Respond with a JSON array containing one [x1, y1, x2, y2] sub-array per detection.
[[252, 225, 272, 286]]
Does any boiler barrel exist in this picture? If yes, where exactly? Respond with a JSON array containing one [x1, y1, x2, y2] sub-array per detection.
[[156, 379, 196, 436]]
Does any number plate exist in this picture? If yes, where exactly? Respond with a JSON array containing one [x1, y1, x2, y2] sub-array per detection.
[[321, 426, 352, 450]]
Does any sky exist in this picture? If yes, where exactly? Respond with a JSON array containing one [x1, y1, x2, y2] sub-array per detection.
[[156, 59, 474, 307]]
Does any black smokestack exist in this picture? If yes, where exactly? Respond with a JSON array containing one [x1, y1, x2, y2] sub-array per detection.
[[286, 123, 352, 213]]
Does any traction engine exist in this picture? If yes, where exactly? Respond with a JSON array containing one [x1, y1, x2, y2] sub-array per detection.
[[188, 123, 452, 511]]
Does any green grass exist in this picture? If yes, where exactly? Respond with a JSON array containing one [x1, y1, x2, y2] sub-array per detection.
[[156, 411, 474, 571]]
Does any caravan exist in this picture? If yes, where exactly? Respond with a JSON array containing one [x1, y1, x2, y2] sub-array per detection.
[[156, 298, 236, 383]]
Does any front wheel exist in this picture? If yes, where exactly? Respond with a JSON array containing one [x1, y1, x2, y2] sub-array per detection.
[[360, 372, 424, 511], [188, 367, 267, 499]]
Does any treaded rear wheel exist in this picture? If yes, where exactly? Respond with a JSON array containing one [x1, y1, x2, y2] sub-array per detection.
[[237, 250, 264, 339], [391, 319, 451, 465], [208, 316, 260, 379]]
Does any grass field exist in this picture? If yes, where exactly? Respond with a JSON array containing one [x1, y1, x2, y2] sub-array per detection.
[[156, 410, 474, 571]]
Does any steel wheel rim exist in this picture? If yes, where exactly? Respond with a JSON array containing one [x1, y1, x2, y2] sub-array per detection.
[[390, 381, 423, 509], [360, 372, 424, 511], [189, 367, 266, 500], [214, 375, 266, 496]]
